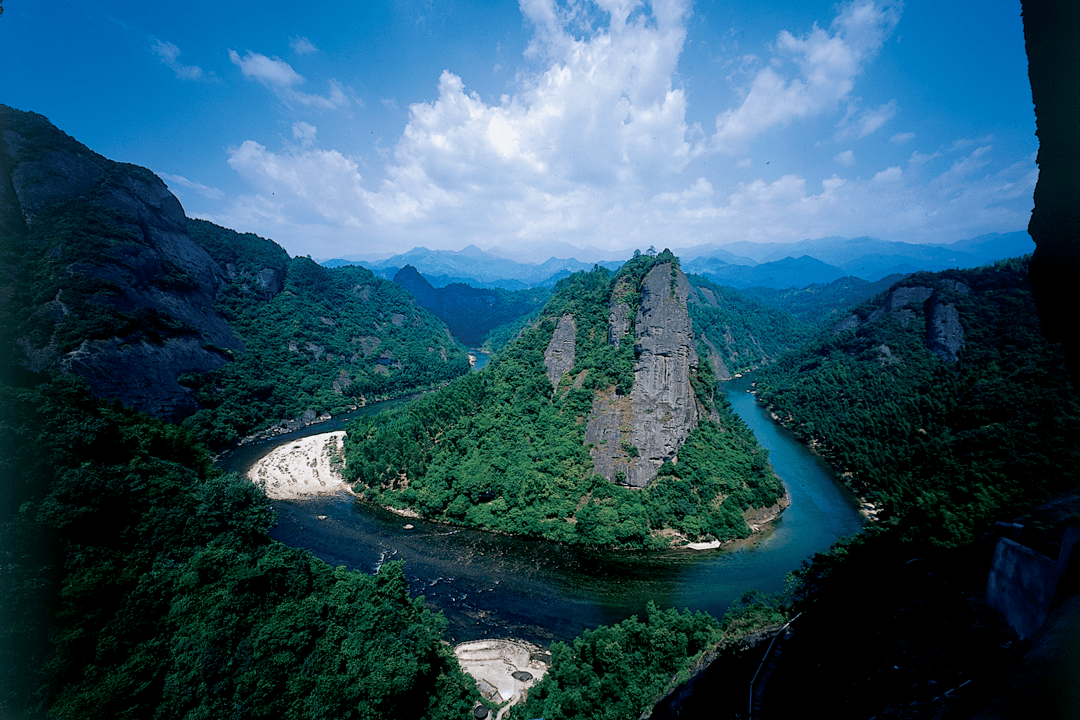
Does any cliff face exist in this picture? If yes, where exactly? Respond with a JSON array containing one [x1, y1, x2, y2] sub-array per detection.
[[0, 106, 243, 420], [544, 314, 577, 392], [584, 262, 702, 487], [829, 279, 966, 363]]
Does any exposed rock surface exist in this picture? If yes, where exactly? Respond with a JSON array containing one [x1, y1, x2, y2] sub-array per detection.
[[927, 295, 964, 362], [865, 285, 933, 325], [585, 262, 702, 487], [606, 275, 635, 347], [543, 314, 576, 392], [0, 105, 244, 420], [627, 264, 701, 486]]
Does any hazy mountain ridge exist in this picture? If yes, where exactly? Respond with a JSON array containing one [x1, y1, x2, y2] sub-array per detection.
[[391, 265, 550, 347], [325, 232, 1033, 291]]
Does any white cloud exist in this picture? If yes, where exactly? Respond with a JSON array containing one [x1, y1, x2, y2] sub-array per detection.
[[290, 36, 319, 55], [292, 121, 318, 147], [227, 137, 374, 228], [711, 0, 901, 153], [151, 39, 207, 80], [890, 131, 915, 144], [221, 0, 1033, 257], [839, 99, 897, 139], [159, 172, 225, 200], [229, 49, 348, 109]]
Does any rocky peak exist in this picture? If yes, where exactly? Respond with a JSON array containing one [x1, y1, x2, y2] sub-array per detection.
[[626, 263, 701, 486], [584, 261, 703, 488], [544, 314, 577, 392], [0, 106, 244, 420]]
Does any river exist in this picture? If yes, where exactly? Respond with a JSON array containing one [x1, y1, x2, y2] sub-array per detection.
[[216, 373, 863, 646]]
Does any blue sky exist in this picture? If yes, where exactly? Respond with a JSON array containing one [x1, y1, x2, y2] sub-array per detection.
[[3, 0, 1036, 260]]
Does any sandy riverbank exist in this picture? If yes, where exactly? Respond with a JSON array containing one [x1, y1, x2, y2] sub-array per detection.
[[454, 639, 549, 720], [247, 431, 353, 500]]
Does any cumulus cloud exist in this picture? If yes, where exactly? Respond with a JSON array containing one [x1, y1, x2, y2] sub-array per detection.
[[151, 39, 207, 80], [227, 130, 374, 228], [711, 0, 901, 153], [890, 131, 916, 144], [229, 49, 348, 109], [222, 0, 1033, 256]]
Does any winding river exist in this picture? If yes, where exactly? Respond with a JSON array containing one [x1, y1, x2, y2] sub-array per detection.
[[216, 372, 863, 646]]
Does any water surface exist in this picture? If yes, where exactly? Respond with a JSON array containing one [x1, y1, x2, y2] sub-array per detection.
[[218, 374, 863, 645]]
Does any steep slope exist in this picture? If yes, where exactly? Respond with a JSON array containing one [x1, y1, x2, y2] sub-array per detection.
[[687, 276, 815, 380], [343, 251, 783, 548], [756, 258, 1080, 545], [392, 264, 549, 346], [0, 105, 243, 420], [0, 106, 471, 441], [181, 222, 471, 447]]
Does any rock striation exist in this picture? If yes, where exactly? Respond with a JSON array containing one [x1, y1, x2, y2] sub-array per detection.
[[543, 314, 576, 392], [584, 262, 703, 487], [626, 263, 701, 486]]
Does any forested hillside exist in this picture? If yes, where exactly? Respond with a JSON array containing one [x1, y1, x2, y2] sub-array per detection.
[[687, 275, 815, 379], [0, 376, 478, 719], [343, 251, 784, 548], [0, 106, 470, 445], [180, 221, 470, 447], [739, 274, 906, 329], [392, 264, 550, 346], [756, 258, 1080, 545]]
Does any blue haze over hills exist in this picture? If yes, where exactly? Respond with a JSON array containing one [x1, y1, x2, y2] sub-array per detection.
[[322, 231, 1034, 290]]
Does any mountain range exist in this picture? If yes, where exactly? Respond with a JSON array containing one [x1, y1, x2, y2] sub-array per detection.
[[325, 232, 1034, 291]]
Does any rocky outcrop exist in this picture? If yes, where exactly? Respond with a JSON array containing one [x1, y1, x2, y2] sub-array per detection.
[[927, 295, 964, 362], [0, 105, 244, 420], [607, 275, 635, 347], [585, 262, 702, 487], [544, 314, 576, 392], [626, 264, 701, 486], [865, 285, 933, 327]]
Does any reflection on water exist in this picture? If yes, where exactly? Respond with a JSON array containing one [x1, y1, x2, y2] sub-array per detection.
[[218, 374, 863, 646]]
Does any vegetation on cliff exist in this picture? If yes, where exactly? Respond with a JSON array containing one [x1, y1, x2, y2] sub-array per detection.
[[343, 253, 783, 548], [755, 258, 1080, 545], [0, 375, 478, 719], [179, 220, 471, 447]]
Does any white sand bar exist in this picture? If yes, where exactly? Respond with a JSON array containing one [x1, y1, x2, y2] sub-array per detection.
[[454, 639, 548, 719], [247, 431, 352, 500]]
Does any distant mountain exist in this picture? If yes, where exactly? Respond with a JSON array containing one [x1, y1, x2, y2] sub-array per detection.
[[330, 232, 1032, 293], [685, 255, 850, 289], [740, 274, 907, 328], [323, 245, 624, 288], [392, 265, 549, 346], [701, 233, 1033, 281]]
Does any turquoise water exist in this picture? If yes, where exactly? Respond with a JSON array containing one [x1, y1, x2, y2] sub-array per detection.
[[219, 375, 864, 645]]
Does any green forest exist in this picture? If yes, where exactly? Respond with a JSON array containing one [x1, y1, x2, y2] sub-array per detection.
[[0, 376, 478, 719], [755, 257, 1080, 545], [342, 252, 784, 549], [180, 220, 471, 448]]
